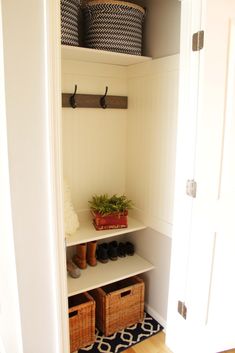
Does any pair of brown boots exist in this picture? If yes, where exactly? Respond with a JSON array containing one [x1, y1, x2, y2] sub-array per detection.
[[73, 241, 97, 269]]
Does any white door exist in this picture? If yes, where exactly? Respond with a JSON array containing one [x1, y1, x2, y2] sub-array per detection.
[[189, 0, 235, 351], [167, 1, 235, 353]]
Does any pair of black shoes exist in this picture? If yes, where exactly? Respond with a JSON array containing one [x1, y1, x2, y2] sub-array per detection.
[[97, 241, 134, 263], [117, 242, 135, 257]]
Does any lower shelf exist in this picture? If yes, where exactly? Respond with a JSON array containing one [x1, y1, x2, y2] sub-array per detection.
[[67, 254, 154, 297]]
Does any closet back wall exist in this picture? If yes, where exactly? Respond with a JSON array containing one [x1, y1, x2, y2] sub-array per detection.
[[62, 60, 127, 212], [62, 55, 179, 327]]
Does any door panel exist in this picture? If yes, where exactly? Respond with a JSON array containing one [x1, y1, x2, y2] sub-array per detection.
[[189, 1, 235, 352], [167, 1, 235, 353], [206, 18, 235, 349]]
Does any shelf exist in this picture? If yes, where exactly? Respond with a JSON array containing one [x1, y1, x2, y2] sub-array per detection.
[[67, 254, 154, 297], [61, 45, 152, 66], [66, 215, 146, 247]]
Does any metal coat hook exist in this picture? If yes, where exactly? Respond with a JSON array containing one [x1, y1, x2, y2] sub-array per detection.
[[100, 86, 108, 109], [69, 84, 77, 108]]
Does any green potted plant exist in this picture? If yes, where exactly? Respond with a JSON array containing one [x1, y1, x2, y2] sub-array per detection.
[[88, 194, 133, 230]]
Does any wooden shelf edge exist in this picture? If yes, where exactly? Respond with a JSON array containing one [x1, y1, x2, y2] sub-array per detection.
[[66, 216, 146, 247], [67, 254, 154, 297], [61, 45, 152, 66]]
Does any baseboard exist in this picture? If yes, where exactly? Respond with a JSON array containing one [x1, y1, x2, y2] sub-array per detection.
[[144, 304, 167, 330]]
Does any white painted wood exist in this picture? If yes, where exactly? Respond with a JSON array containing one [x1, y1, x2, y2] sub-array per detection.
[[166, 0, 204, 352], [62, 45, 152, 66], [144, 303, 166, 328], [66, 214, 146, 246], [62, 54, 179, 332], [185, 2, 235, 351], [62, 108, 127, 211], [126, 55, 179, 238], [67, 254, 154, 296], [61, 33, 180, 222], [0, 2, 23, 352], [167, 1, 235, 353], [46, 0, 70, 351], [1, 0, 66, 352], [62, 60, 127, 87], [128, 228, 172, 326], [62, 61, 128, 212]]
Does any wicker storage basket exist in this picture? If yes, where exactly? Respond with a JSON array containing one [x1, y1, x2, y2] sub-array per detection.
[[61, 0, 80, 46], [90, 276, 144, 336], [83, 0, 145, 55], [68, 292, 95, 352]]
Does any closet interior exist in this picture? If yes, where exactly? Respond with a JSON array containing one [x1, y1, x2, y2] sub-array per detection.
[[62, 0, 181, 349]]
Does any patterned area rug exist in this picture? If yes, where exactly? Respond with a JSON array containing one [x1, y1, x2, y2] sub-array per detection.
[[79, 312, 163, 353]]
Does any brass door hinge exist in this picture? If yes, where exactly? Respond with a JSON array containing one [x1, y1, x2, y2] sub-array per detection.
[[192, 30, 204, 51], [178, 300, 187, 319]]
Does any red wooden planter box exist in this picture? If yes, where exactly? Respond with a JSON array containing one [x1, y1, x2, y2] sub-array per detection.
[[91, 211, 128, 230]]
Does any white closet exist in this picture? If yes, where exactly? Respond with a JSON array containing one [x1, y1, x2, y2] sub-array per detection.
[[62, 0, 180, 330]]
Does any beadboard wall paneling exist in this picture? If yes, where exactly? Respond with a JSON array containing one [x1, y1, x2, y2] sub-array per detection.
[[127, 55, 179, 238], [127, 228, 172, 326], [62, 60, 127, 95], [62, 61, 127, 211]]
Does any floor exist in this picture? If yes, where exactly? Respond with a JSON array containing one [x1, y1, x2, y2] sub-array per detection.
[[124, 331, 172, 353], [124, 332, 235, 353]]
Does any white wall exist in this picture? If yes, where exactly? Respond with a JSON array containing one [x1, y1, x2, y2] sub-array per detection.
[[127, 229, 172, 326], [1, 1, 63, 352], [143, 0, 181, 58], [62, 60, 128, 212], [120, 0, 181, 58], [125, 55, 179, 326], [0, 2, 23, 351], [127, 55, 179, 238]]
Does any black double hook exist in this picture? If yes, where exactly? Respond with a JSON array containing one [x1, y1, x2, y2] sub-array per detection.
[[100, 86, 108, 109], [69, 84, 77, 109]]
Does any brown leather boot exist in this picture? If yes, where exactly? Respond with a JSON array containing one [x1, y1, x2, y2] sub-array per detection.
[[73, 243, 87, 269], [87, 241, 97, 266]]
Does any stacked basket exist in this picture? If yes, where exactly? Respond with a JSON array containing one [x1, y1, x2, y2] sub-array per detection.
[[61, 0, 145, 56], [61, 0, 81, 46]]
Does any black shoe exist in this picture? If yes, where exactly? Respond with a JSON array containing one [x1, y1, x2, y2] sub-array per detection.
[[125, 241, 135, 256], [108, 241, 118, 261], [97, 243, 109, 263], [118, 242, 126, 257]]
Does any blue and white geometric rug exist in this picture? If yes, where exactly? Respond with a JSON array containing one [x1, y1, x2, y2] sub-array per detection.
[[79, 312, 163, 353]]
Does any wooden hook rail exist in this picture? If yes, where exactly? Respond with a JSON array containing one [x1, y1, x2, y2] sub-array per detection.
[[62, 93, 128, 109]]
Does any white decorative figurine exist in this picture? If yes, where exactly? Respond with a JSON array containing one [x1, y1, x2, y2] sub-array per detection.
[[63, 179, 79, 235]]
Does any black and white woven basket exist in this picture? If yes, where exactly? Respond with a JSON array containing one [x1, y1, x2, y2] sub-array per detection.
[[61, 0, 80, 46], [83, 0, 145, 56]]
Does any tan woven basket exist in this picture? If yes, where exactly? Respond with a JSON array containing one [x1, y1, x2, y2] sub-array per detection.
[[68, 292, 95, 352], [90, 276, 144, 336]]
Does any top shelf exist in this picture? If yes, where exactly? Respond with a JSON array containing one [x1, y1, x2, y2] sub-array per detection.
[[61, 45, 152, 66]]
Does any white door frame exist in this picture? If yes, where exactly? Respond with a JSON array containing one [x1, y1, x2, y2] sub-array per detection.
[[0, 1, 23, 351], [45, 0, 70, 352], [47, 0, 204, 352], [1, 0, 69, 351]]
